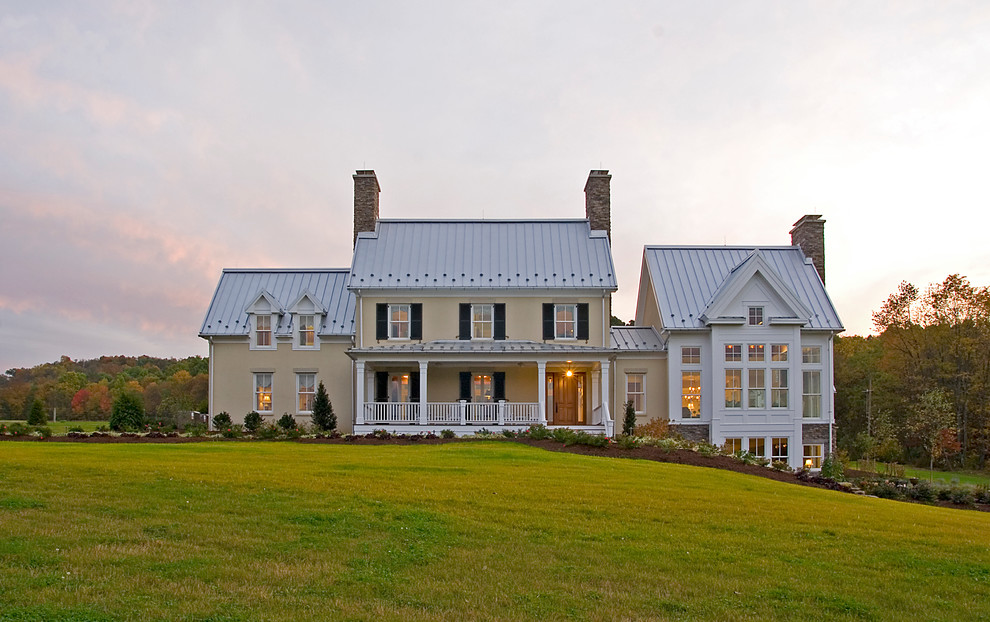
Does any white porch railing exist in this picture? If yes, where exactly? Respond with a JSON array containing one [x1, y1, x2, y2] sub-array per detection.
[[362, 402, 419, 423], [592, 403, 614, 437], [363, 402, 543, 426]]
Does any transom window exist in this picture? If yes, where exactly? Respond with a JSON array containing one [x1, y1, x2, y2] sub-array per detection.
[[771, 437, 789, 462], [626, 373, 645, 413], [803, 370, 822, 418], [748, 344, 764, 361], [256, 315, 272, 347], [771, 369, 789, 408], [803, 444, 824, 469], [297, 373, 315, 412], [555, 304, 577, 339], [771, 344, 789, 362], [681, 371, 701, 418], [802, 345, 822, 364], [724, 370, 742, 408], [748, 369, 766, 408], [681, 347, 701, 365], [724, 344, 742, 362], [255, 373, 272, 412], [472, 304, 493, 339], [298, 315, 315, 347], [389, 304, 410, 339], [473, 374, 493, 402], [748, 307, 764, 326]]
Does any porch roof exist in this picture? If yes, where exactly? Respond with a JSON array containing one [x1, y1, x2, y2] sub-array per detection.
[[349, 339, 613, 358], [610, 326, 665, 351]]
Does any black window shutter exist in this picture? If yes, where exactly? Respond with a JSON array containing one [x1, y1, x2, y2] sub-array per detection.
[[459, 372, 472, 402], [410, 371, 420, 402], [410, 303, 423, 340], [376, 304, 388, 340], [577, 303, 590, 340], [494, 372, 506, 401], [494, 304, 506, 340], [374, 371, 389, 402], [459, 304, 471, 340], [542, 303, 554, 340]]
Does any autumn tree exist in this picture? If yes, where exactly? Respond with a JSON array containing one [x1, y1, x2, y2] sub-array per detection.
[[907, 390, 956, 478]]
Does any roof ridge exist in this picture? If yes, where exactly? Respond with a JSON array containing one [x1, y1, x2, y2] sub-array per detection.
[[221, 268, 350, 273]]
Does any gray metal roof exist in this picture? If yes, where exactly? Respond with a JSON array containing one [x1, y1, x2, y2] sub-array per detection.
[[349, 219, 618, 291], [200, 269, 355, 337], [610, 326, 666, 351], [644, 246, 843, 331]]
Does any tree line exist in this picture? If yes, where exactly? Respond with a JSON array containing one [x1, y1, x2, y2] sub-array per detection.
[[0, 355, 208, 423], [835, 274, 990, 469]]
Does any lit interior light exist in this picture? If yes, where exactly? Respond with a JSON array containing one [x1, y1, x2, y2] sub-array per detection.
[[566, 370, 573, 377], [805, 459, 813, 468]]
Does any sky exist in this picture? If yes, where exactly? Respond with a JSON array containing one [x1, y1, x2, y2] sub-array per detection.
[[2, 1, 989, 372]]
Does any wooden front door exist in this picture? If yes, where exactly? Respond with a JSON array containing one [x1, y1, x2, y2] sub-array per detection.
[[554, 373, 583, 425]]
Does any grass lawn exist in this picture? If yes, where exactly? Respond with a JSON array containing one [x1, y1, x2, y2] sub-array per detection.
[[850, 460, 990, 486], [1, 442, 989, 621], [0, 420, 109, 435]]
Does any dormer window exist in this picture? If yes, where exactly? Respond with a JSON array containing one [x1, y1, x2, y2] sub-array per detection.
[[246, 291, 281, 351], [256, 315, 272, 347], [298, 315, 315, 347], [748, 307, 764, 326]]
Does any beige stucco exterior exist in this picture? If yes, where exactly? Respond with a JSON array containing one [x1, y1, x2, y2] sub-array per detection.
[[611, 355, 668, 428]]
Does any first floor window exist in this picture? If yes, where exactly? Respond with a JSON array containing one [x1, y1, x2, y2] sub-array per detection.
[[555, 304, 577, 339], [297, 373, 315, 412], [390, 304, 410, 339], [681, 371, 701, 418], [473, 374, 493, 402], [626, 373, 645, 413], [803, 444, 823, 469], [255, 373, 272, 412], [390, 374, 411, 402], [771, 437, 789, 462], [771, 369, 789, 408], [472, 304, 493, 339], [748, 369, 766, 408], [724, 438, 742, 453], [256, 315, 272, 347], [682, 346, 701, 365], [724, 369, 742, 408], [749, 437, 765, 457], [803, 370, 822, 418], [298, 315, 315, 347]]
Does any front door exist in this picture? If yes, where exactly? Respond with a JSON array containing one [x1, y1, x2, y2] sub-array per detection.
[[554, 372, 584, 425]]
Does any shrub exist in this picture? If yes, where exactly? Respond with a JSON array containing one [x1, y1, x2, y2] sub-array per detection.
[[636, 417, 670, 439], [68, 425, 84, 433], [820, 453, 845, 481], [616, 434, 641, 450], [110, 392, 145, 431], [551, 427, 577, 445], [501, 429, 517, 438], [7, 422, 30, 436], [440, 429, 456, 439], [310, 381, 336, 432], [872, 480, 904, 500], [695, 443, 721, 458], [185, 423, 208, 437], [213, 412, 232, 429], [622, 401, 637, 437], [221, 424, 242, 439], [574, 431, 608, 448], [27, 399, 46, 426], [907, 481, 936, 503], [527, 424, 551, 440], [949, 486, 974, 505], [277, 413, 297, 431], [936, 485, 953, 501], [371, 429, 391, 440], [243, 411, 263, 433], [770, 460, 793, 472], [975, 484, 990, 505], [34, 425, 53, 438]]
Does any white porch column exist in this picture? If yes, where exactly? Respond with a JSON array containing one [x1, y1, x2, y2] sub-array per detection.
[[355, 361, 366, 425], [419, 362, 428, 425], [537, 360, 548, 424], [591, 370, 601, 424], [600, 359, 610, 420]]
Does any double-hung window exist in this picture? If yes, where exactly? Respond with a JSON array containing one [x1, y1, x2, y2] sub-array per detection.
[[255, 373, 273, 412], [472, 304, 493, 339], [256, 315, 272, 348], [297, 373, 315, 413], [802, 344, 823, 418], [771, 369, 789, 408], [626, 373, 645, 413], [724, 369, 742, 408], [298, 315, 315, 347], [803, 444, 823, 468], [389, 304, 410, 339], [555, 304, 577, 339], [749, 437, 765, 457], [748, 369, 766, 408], [771, 437, 789, 462]]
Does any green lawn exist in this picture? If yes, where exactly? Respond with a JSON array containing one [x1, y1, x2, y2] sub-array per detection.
[[1, 442, 989, 621], [850, 460, 990, 486], [0, 420, 109, 435]]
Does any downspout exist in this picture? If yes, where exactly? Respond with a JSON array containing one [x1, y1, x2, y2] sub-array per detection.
[[829, 332, 835, 456], [208, 337, 214, 418], [601, 293, 607, 346]]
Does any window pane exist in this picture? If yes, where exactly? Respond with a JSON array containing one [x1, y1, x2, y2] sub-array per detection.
[[255, 373, 272, 411], [299, 315, 315, 346], [626, 373, 645, 412], [724, 344, 742, 362], [681, 347, 700, 365], [748, 344, 764, 361], [802, 370, 821, 418], [725, 370, 742, 408], [772, 437, 789, 461], [472, 304, 493, 339], [748, 307, 764, 326], [803, 444, 823, 468], [771, 369, 788, 408], [771, 344, 788, 362], [555, 304, 576, 338], [681, 371, 701, 418], [748, 369, 765, 409], [802, 346, 822, 364], [390, 305, 410, 339], [256, 316, 271, 347], [473, 375, 492, 402], [298, 373, 315, 412], [749, 437, 765, 457]]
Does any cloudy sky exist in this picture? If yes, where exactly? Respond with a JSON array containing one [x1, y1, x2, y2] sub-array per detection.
[[1, 1, 989, 372]]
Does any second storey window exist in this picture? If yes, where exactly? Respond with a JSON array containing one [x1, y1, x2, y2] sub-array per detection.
[[725, 370, 742, 408], [725, 344, 742, 362], [376, 304, 423, 340], [555, 304, 576, 339], [473, 304, 493, 339], [803, 370, 822, 418], [542, 303, 589, 340], [256, 315, 272, 347], [748, 369, 766, 408], [298, 315, 315, 347], [390, 304, 410, 339], [771, 344, 789, 362], [255, 373, 272, 412], [771, 369, 789, 408], [681, 346, 700, 365]]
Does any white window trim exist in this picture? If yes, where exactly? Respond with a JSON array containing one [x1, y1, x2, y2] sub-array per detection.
[[724, 369, 742, 409], [771, 437, 789, 462], [802, 345, 822, 364], [748, 306, 764, 326], [625, 372, 646, 414], [681, 346, 701, 366], [554, 303, 578, 340], [771, 368, 789, 409], [250, 314, 277, 351], [254, 372, 273, 412], [803, 444, 824, 469], [472, 303, 494, 340], [389, 304, 411, 340], [297, 373, 316, 414], [293, 314, 321, 351], [802, 369, 822, 419], [680, 370, 701, 419]]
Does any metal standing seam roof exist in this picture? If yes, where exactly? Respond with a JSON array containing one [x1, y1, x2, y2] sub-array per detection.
[[199, 269, 355, 337], [644, 246, 843, 331], [610, 326, 666, 351], [349, 339, 612, 354], [349, 219, 618, 291]]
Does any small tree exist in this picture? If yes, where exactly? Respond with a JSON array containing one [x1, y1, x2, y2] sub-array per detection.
[[110, 392, 145, 431], [907, 390, 956, 481], [310, 381, 336, 432], [27, 399, 47, 426], [213, 412, 232, 430], [243, 411, 262, 433], [277, 413, 297, 430], [622, 401, 637, 436]]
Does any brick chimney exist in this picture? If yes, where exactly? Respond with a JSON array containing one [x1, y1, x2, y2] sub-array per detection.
[[353, 170, 380, 246], [790, 215, 826, 285], [584, 170, 611, 241]]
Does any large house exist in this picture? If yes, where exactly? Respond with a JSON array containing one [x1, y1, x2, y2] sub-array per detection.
[[200, 170, 842, 469]]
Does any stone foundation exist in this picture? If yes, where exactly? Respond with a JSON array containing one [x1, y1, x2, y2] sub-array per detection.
[[670, 423, 710, 443], [802, 423, 837, 453]]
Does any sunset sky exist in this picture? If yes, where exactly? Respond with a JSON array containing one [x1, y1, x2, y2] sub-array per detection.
[[2, 1, 989, 372]]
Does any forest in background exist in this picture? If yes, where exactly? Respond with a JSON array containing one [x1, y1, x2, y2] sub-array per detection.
[[0, 355, 208, 423]]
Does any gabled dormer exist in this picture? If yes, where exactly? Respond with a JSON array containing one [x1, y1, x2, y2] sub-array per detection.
[[288, 291, 326, 350], [700, 250, 811, 327], [245, 290, 283, 350]]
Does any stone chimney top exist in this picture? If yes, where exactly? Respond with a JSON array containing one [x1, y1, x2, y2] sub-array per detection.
[[353, 170, 380, 246], [790, 214, 826, 285], [584, 170, 611, 241]]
